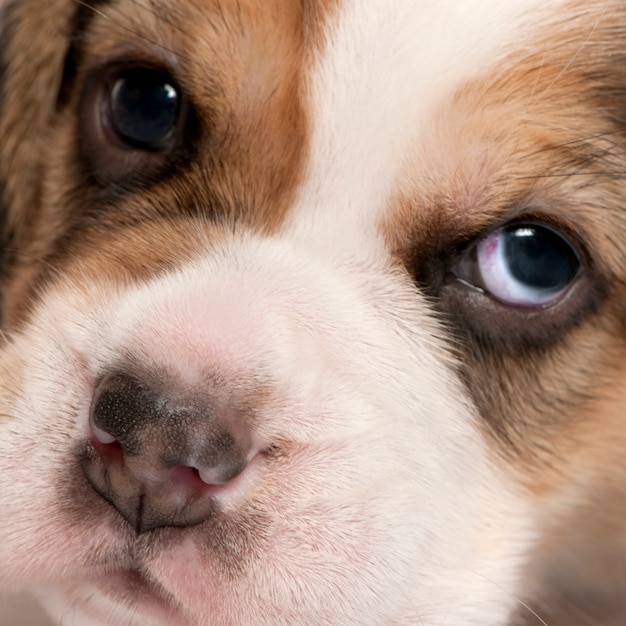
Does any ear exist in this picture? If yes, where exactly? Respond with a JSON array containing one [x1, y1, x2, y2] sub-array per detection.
[[0, 0, 78, 320]]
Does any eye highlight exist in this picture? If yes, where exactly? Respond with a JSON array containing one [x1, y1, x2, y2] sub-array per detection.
[[454, 222, 581, 308]]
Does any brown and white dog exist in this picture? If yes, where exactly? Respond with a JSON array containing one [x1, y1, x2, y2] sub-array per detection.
[[0, 0, 625, 624]]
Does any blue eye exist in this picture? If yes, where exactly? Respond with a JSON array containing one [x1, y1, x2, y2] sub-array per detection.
[[108, 67, 180, 149], [458, 222, 580, 308]]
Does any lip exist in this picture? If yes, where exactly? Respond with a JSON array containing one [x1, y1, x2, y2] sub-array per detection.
[[95, 569, 184, 623], [38, 568, 185, 626]]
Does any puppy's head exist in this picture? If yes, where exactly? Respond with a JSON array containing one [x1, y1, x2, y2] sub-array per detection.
[[1, 1, 626, 624]]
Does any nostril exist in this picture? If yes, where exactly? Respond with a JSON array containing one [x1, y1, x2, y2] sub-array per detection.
[[169, 465, 206, 491], [89, 372, 153, 454], [197, 466, 230, 486], [196, 459, 249, 486], [169, 465, 226, 491], [91, 422, 117, 446], [89, 425, 124, 464]]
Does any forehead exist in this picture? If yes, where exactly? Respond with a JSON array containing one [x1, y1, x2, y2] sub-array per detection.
[[288, 0, 566, 230], [77, 0, 569, 230]]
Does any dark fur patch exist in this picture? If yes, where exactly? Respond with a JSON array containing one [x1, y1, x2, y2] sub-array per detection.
[[0, 2, 16, 320]]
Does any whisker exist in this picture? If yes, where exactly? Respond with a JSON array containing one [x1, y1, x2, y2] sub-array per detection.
[[523, 128, 626, 159], [464, 568, 549, 626], [539, 9, 606, 99], [514, 170, 626, 180], [71, 0, 108, 20], [70, 0, 192, 64]]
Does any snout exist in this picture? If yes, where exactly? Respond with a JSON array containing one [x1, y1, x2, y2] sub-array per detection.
[[82, 371, 258, 533]]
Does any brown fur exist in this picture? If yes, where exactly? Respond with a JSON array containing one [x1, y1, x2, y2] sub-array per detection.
[[0, 0, 316, 324]]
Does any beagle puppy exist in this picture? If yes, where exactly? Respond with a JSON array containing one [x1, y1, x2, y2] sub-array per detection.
[[0, 1, 625, 624]]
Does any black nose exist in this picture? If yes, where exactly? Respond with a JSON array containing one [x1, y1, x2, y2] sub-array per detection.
[[82, 372, 254, 533]]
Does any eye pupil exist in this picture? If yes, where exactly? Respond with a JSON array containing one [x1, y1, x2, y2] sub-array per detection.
[[109, 68, 180, 149], [504, 224, 579, 292]]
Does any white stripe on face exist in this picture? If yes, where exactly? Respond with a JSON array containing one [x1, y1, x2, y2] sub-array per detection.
[[286, 0, 566, 253]]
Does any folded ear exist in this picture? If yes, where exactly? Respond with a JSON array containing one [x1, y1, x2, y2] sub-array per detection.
[[0, 0, 79, 320]]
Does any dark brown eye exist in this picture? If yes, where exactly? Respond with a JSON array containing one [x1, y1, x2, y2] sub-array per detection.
[[77, 61, 196, 185], [107, 67, 180, 150]]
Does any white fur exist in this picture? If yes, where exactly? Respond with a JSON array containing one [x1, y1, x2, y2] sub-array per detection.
[[0, 236, 535, 624], [0, 0, 575, 623], [286, 0, 566, 249]]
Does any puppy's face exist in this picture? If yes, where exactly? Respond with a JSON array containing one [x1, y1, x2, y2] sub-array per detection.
[[1, 1, 626, 624]]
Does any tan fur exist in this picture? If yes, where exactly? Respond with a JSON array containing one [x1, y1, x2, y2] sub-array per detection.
[[380, 4, 626, 621], [1, 0, 314, 324]]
